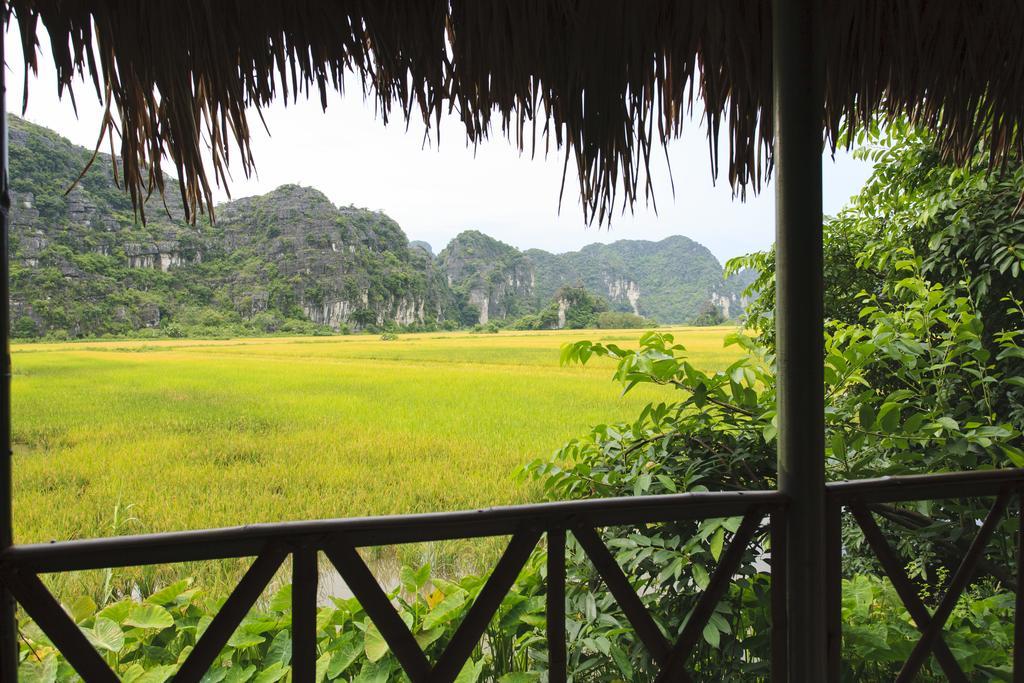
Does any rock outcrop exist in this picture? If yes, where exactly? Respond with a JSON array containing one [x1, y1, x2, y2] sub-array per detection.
[[438, 230, 535, 324], [6, 114, 752, 338]]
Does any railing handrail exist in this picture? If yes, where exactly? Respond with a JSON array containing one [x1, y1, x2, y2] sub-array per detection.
[[1, 489, 786, 573], [8, 467, 1022, 574], [825, 467, 1024, 503], [7, 468, 1021, 575]]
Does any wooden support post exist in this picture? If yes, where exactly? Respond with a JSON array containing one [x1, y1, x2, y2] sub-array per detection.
[[770, 507, 788, 682], [825, 502, 843, 681], [0, 25, 18, 683], [1016, 489, 1023, 683], [547, 528, 567, 683], [292, 548, 319, 683], [772, 0, 827, 679]]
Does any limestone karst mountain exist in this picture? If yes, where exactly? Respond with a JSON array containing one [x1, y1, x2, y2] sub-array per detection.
[[441, 231, 752, 326], [7, 115, 751, 338]]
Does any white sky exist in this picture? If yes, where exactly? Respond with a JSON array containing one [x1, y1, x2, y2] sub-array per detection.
[[4, 27, 873, 263]]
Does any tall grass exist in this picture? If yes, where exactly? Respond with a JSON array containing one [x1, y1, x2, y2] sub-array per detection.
[[11, 327, 740, 596]]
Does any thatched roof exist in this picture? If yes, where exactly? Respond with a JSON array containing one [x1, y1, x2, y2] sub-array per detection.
[[6, 1, 1024, 223]]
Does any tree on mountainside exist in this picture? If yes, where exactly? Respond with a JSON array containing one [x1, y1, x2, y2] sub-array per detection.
[[691, 300, 725, 326]]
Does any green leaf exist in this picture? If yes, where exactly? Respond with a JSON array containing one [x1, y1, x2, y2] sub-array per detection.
[[146, 579, 192, 606], [252, 662, 287, 683], [196, 615, 213, 640], [901, 412, 926, 435], [633, 473, 652, 496], [610, 644, 634, 678], [327, 635, 363, 677], [263, 630, 291, 668], [353, 660, 391, 683], [18, 654, 58, 683], [414, 563, 431, 589], [692, 563, 710, 590], [364, 622, 389, 662], [709, 527, 725, 562], [85, 617, 124, 652], [830, 432, 847, 461], [1002, 445, 1024, 467], [400, 566, 418, 593], [877, 402, 902, 433], [97, 600, 132, 623], [498, 674, 539, 683], [702, 622, 721, 648], [130, 665, 177, 683], [223, 665, 257, 683], [423, 590, 467, 629], [227, 630, 266, 650], [200, 666, 229, 683], [414, 626, 445, 650], [656, 475, 678, 492], [454, 659, 485, 683], [69, 595, 97, 624], [268, 584, 291, 612], [315, 651, 331, 683], [858, 403, 876, 430], [124, 603, 174, 630]]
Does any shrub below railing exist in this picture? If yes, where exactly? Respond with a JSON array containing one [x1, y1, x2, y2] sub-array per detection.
[[17, 565, 1018, 682]]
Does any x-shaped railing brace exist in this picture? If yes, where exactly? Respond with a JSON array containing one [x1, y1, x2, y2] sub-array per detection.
[[574, 508, 765, 682], [848, 490, 1011, 683], [2, 547, 288, 683], [1, 511, 769, 683]]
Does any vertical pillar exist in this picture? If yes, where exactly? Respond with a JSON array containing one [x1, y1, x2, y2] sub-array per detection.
[[825, 501, 843, 680], [0, 25, 17, 683], [292, 548, 319, 682], [1015, 490, 1023, 682], [547, 528, 566, 683], [772, 0, 827, 680]]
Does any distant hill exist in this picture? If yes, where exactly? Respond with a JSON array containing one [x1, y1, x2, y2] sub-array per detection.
[[6, 115, 752, 338], [527, 236, 752, 323], [439, 230, 752, 325]]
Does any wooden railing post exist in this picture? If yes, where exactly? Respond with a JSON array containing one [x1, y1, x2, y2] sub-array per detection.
[[547, 528, 567, 683], [825, 501, 842, 681], [772, 0, 827, 679], [1016, 488, 1023, 682], [770, 507, 788, 682], [292, 547, 319, 682], [0, 25, 19, 683]]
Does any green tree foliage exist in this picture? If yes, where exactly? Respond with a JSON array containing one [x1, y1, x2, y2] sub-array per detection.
[[594, 311, 656, 329], [690, 301, 725, 326], [521, 126, 1024, 678], [557, 286, 608, 329]]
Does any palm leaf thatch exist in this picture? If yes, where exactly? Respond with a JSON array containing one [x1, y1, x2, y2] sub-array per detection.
[[5, 0, 1024, 224]]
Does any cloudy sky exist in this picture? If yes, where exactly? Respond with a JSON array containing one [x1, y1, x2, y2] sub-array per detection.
[[5, 27, 873, 263]]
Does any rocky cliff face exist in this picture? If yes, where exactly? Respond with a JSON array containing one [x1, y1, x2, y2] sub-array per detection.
[[213, 185, 449, 331], [438, 230, 535, 324], [6, 116, 452, 336], [437, 231, 751, 326], [524, 236, 748, 324], [7, 114, 751, 338]]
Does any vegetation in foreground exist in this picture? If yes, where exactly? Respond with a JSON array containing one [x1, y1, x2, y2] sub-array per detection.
[[12, 327, 740, 595], [14, 125, 1024, 681]]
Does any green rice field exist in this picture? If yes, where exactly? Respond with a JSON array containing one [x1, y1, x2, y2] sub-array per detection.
[[11, 327, 741, 594]]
